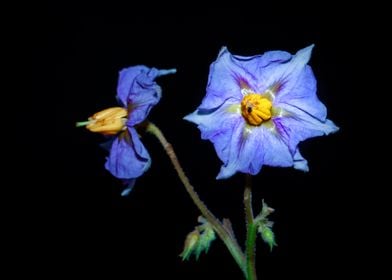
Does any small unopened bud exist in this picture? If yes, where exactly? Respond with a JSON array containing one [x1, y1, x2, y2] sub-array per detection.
[[180, 230, 200, 261], [180, 216, 216, 261], [258, 223, 277, 251]]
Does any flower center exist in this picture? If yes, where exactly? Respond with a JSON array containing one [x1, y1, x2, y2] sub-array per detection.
[[76, 107, 128, 135], [241, 94, 272, 126]]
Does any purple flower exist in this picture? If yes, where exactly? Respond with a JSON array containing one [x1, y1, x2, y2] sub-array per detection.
[[184, 45, 338, 179], [77, 66, 176, 195]]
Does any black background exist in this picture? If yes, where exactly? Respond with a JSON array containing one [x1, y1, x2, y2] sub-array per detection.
[[28, 3, 367, 279]]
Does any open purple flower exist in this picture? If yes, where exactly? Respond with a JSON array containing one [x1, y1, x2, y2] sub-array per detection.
[[77, 66, 176, 195], [184, 45, 338, 179]]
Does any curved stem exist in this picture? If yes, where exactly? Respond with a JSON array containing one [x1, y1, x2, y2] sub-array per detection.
[[244, 175, 257, 280], [146, 122, 246, 275]]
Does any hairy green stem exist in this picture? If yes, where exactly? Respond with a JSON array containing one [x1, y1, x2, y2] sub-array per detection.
[[244, 175, 257, 280], [146, 122, 246, 276]]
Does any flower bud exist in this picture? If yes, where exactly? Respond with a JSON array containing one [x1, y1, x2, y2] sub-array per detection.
[[180, 216, 216, 261], [180, 230, 200, 261], [258, 223, 277, 251]]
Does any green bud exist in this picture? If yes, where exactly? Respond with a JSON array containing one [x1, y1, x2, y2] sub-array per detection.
[[196, 226, 216, 258], [180, 230, 200, 261], [180, 216, 216, 261], [258, 223, 277, 251]]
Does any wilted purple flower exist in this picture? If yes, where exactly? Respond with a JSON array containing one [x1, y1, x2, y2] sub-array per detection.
[[185, 45, 338, 179], [77, 66, 176, 195]]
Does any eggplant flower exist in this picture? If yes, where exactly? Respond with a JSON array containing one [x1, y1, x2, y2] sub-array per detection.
[[77, 66, 176, 195], [184, 45, 338, 179]]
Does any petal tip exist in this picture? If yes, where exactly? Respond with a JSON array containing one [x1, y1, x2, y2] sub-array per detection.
[[121, 188, 132, 196], [158, 68, 177, 76], [296, 44, 315, 63], [293, 150, 309, 172], [325, 120, 340, 135], [218, 46, 229, 57], [183, 111, 197, 123], [304, 44, 315, 52], [294, 163, 309, 172], [216, 166, 235, 180], [121, 177, 136, 196]]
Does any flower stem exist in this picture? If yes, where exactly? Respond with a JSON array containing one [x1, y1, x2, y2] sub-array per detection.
[[146, 122, 246, 276], [244, 174, 257, 280]]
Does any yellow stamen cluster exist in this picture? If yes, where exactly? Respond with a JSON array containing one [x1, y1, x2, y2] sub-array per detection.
[[241, 94, 272, 126], [86, 107, 128, 135]]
